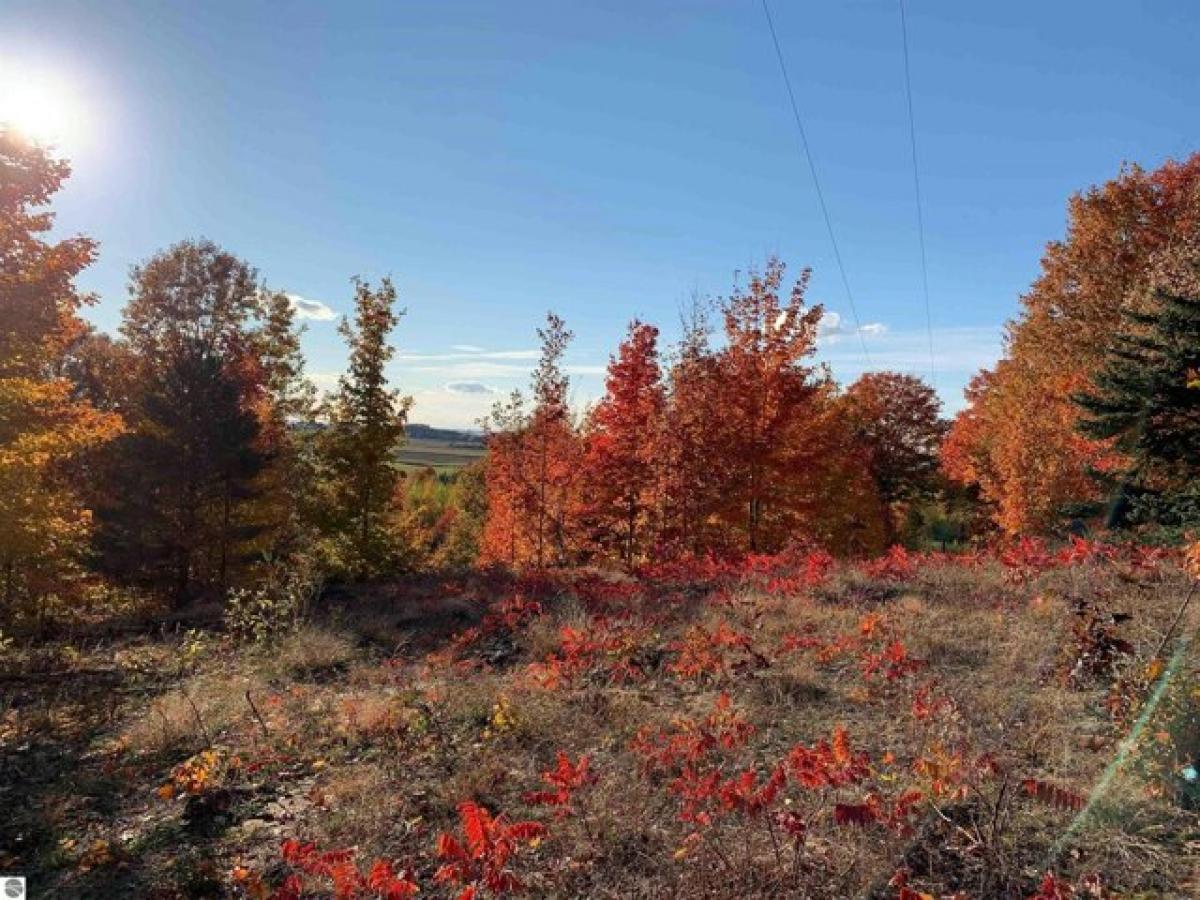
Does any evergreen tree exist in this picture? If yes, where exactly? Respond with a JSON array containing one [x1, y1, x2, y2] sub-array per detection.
[[318, 277, 411, 576], [93, 242, 270, 604], [1075, 291, 1200, 529], [95, 343, 266, 602]]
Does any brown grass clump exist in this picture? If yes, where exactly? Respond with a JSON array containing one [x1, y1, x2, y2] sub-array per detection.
[[260, 626, 360, 680]]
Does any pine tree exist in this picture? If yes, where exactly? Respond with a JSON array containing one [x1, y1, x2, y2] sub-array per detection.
[[93, 242, 269, 604], [1075, 291, 1200, 529], [95, 344, 266, 602], [319, 277, 412, 576]]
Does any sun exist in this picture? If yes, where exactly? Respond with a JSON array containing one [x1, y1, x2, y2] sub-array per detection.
[[0, 65, 84, 151]]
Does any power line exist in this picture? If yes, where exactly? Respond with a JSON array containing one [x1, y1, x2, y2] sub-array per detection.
[[760, 0, 872, 365], [898, 0, 937, 387]]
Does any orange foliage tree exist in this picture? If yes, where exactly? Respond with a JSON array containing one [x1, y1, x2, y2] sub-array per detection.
[[480, 259, 903, 569], [668, 259, 885, 556], [579, 320, 665, 567], [0, 130, 121, 610], [944, 154, 1200, 533], [657, 306, 722, 557], [481, 314, 582, 568], [841, 372, 947, 541]]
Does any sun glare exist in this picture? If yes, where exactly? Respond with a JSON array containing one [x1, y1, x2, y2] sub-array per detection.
[[0, 64, 85, 152]]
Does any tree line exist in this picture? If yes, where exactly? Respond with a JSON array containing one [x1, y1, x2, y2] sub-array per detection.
[[479, 263, 950, 569], [2, 131, 428, 615], [943, 153, 1200, 538], [3, 128, 1196, 620]]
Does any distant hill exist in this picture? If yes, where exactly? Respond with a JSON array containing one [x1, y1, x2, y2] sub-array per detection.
[[291, 422, 485, 471], [405, 423, 484, 445]]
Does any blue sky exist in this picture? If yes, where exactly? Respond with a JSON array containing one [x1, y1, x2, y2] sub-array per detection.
[[2, 1, 1196, 427]]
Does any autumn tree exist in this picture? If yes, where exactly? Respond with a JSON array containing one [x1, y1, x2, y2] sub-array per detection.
[[480, 390, 534, 567], [657, 301, 721, 556], [0, 130, 121, 612], [701, 258, 871, 553], [251, 289, 319, 557], [1075, 290, 1200, 529], [480, 314, 582, 569], [528, 313, 580, 566], [841, 372, 947, 540], [581, 320, 665, 566], [945, 154, 1200, 532], [317, 277, 411, 577], [651, 261, 889, 559], [94, 241, 270, 603], [63, 327, 136, 414]]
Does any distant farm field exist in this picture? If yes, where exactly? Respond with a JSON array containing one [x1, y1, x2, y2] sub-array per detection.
[[397, 436, 485, 471]]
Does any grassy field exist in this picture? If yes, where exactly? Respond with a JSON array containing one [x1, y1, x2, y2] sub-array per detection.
[[3, 546, 1199, 897], [397, 436, 485, 472]]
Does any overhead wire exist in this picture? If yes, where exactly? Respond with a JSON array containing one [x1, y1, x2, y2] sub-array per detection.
[[898, 0, 938, 386], [760, 0, 872, 365]]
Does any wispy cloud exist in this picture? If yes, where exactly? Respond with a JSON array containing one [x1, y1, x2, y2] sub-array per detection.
[[399, 361, 533, 378], [817, 324, 1003, 412], [398, 349, 539, 362], [450, 344, 486, 353], [818, 310, 887, 341], [308, 370, 341, 393], [819, 325, 1000, 372], [445, 380, 498, 395], [397, 358, 607, 380], [287, 293, 337, 322]]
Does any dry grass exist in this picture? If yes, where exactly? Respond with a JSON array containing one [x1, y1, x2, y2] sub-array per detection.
[[5, 553, 1199, 897]]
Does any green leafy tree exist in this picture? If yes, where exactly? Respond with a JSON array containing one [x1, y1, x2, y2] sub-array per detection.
[[434, 460, 488, 569], [252, 289, 318, 558], [318, 277, 412, 576]]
